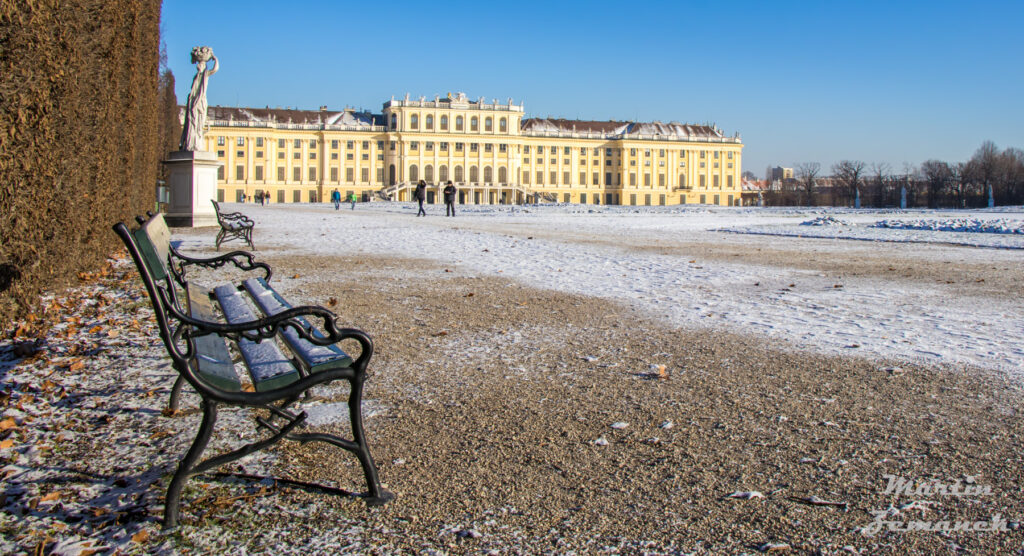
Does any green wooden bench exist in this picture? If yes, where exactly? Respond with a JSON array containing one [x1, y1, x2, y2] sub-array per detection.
[[113, 212, 393, 528], [211, 199, 255, 250]]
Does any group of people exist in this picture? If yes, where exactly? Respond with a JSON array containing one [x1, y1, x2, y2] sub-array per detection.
[[330, 190, 358, 210], [414, 180, 457, 217]]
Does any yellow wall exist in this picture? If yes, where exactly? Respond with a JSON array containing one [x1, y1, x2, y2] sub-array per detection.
[[204, 96, 743, 206]]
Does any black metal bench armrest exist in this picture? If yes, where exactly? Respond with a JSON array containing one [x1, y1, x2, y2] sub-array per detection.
[[169, 246, 272, 282], [173, 303, 367, 363], [219, 213, 254, 226]]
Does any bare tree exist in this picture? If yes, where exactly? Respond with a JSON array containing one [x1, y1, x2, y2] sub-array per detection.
[[795, 162, 820, 206], [867, 162, 890, 207], [920, 160, 952, 208], [831, 160, 866, 206]]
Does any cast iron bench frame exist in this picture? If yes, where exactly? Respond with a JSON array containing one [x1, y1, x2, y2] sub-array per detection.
[[211, 199, 255, 250], [113, 212, 393, 528]]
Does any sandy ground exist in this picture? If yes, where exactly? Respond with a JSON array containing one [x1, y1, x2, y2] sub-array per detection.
[[264, 252, 1024, 554], [1, 234, 1022, 554]]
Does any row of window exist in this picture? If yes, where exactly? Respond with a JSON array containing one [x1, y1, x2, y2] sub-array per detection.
[[394, 114, 509, 133]]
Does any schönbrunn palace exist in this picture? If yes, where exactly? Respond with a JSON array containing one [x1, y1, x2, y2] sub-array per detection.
[[201, 92, 743, 206]]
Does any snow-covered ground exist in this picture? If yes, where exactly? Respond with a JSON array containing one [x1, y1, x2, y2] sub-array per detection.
[[179, 203, 1024, 375]]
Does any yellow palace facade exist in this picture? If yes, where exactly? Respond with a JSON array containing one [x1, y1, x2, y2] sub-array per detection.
[[201, 93, 743, 206]]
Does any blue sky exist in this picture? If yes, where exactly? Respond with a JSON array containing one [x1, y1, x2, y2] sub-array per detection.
[[162, 0, 1023, 178]]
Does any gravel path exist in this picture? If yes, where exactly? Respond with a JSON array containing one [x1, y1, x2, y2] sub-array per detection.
[[0, 245, 1021, 553]]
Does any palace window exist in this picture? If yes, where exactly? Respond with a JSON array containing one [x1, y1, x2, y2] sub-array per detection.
[[537, 146, 544, 154], [728, 151, 733, 159], [470, 166, 478, 182], [217, 136, 225, 146], [470, 143, 478, 152], [277, 151, 284, 159], [426, 115, 434, 130], [389, 141, 396, 151], [278, 167, 285, 181], [309, 167, 317, 181], [346, 168, 354, 182], [439, 164, 448, 181], [550, 171, 557, 184], [659, 149, 665, 157], [524, 158, 530, 164], [728, 175, 734, 187], [441, 115, 448, 130], [485, 117, 492, 131], [310, 152, 316, 159], [470, 117, 478, 131], [293, 167, 301, 181], [498, 167, 507, 183], [580, 147, 587, 155], [499, 144, 507, 152], [580, 172, 586, 185], [679, 174, 686, 187], [390, 114, 397, 130], [255, 149, 263, 157], [409, 165, 418, 182], [310, 139, 316, 148], [361, 168, 369, 182], [630, 148, 636, 156], [256, 137, 264, 147], [346, 153, 353, 160], [550, 159, 556, 165], [410, 141, 419, 151], [331, 167, 338, 181], [377, 140, 384, 150], [563, 171, 570, 184], [440, 142, 448, 151], [714, 151, 719, 158], [644, 173, 651, 186], [330, 152, 337, 160], [606, 148, 613, 155], [700, 150, 705, 158], [255, 166, 263, 180], [425, 164, 434, 182], [237, 137, 244, 146], [630, 173, 637, 186], [362, 153, 368, 160], [456, 116, 463, 131], [294, 139, 301, 148], [278, 139, 285, 148], [347, 141, 354, 149], [523, 145, 530, 154], [237, 150, 244, 157], [536, 171, 543, 185], [564, 158, 570, 165], [714, 175, 720, 187], [293, 152, 300, 160], [499, 118, 507, 132], [426, 141, 434, 151], [455, 142, 464, 151], [485, 144, 493, 153], [363, 141, 369, 149], [331, 140, 338, 149], [455, 165, 464, 181], [410, 114, 419, 130], [564, 146, 570, 155], [217, 150, 224, 157]]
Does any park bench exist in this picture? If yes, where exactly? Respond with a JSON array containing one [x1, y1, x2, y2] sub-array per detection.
[[211, 199, 255, 250], [112, 212, 393, 528]]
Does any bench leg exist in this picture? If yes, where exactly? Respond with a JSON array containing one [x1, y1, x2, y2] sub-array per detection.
[[164, 399, 217, 529], [215, 229, 225, 251], [348, 378, 394, 506], [168, 375, 185, 412]]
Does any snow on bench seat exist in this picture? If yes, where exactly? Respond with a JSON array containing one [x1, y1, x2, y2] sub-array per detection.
[[212, 284, 300, 392], [242, 277, 353, 372]]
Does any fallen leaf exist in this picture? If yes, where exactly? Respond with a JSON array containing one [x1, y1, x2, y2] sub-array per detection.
[[327, 297, 338, 307], [40, 492, 60, 503], [291, 274, 301, 279], [68, 360, 85, 372], [88, 325, 103, 334], [132, 530, 149, 543], [0, 439, 14, 449], [0, 417, 16, 431], [464, 293, 474, 298]]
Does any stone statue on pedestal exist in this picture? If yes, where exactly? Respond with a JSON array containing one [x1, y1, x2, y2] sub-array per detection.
[[179, 46, 219, 152]]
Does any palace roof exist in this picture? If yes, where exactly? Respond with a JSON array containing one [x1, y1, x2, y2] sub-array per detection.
[[207, 106, 385, 127], [521, 118, 723, 139]]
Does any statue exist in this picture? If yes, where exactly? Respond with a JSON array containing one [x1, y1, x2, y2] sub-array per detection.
[[179, 46, 219, 152]]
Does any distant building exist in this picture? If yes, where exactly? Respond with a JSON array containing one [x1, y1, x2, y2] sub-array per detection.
[[197, 93, 744, 206], [767, 166, 794, 181]]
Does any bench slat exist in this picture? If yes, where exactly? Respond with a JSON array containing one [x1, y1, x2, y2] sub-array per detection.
[[242, 278, 353, 372], [185, 284, 241, 392], [212, 285, 300, 392]]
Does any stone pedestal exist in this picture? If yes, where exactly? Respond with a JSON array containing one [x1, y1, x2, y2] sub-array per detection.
[[163, 150, 221, 227]]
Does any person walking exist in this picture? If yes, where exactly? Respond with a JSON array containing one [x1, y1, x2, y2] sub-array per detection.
[[443, 180, 456, 217], [414, 180, 427, 216], [331, 189, 341, 210], [350, 192, 357, 210]]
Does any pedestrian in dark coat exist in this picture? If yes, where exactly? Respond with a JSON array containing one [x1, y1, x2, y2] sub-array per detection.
[[414, 180, 427, 216], [443, 180, 456, 217]]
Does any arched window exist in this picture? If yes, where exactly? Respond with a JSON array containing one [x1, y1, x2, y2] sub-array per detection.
[[410, 114, 419, 130], [425, 164, 434, 183], [409, 164, 418, 182], [388, 164, 396, 185], [440, 115, 448, 130], [390, 114, 397, 130], [485, 117, 493, 132], [470, 166, 479, 183], [498, 166, 507, 183], [455, 116, 463, 131], [455, 165, 464, 182], [439, 164, 448, 182], [470, 117, 478, 131], [483, 166, 493, 183], [499, 118, 507, 132], [426, 115, 434, 130]]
